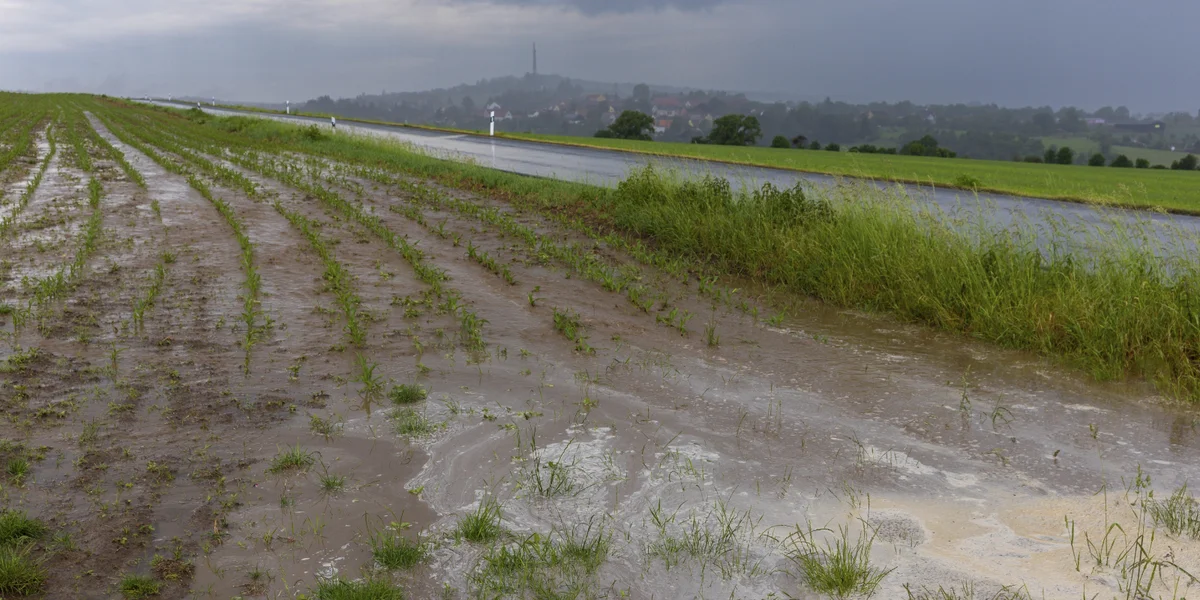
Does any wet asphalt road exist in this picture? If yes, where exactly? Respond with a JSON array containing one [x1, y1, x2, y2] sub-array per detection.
[[145, 100, 1200, 248]]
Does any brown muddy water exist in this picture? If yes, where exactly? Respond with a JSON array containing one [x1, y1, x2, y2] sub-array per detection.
[[0, 115, 1196, 600]]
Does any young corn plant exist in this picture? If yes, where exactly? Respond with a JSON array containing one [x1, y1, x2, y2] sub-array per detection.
[[552, 308, 593, 354]]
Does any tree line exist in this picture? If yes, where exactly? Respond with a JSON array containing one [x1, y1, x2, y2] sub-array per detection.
[[593, 110, 1200, 172]]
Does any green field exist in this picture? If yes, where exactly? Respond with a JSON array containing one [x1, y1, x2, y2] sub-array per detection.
[[503, 132, 1200, 212], [187, 102, 1200, 214]]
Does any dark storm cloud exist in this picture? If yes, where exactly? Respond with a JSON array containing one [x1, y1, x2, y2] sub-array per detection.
[[1, 0, 1198, 112], [451, 0, 727, 14]]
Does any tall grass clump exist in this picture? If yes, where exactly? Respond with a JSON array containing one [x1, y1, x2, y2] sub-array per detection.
[[314, 578, 404, 600], [784, 522, 891, 597], [0, 510, 47, 595], [607, 166, 1200, 399]]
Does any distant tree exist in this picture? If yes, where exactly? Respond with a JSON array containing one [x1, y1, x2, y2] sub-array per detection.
[[1088, 153, 1106, 166], [1057, 107, 1086, 133], [604, 110, 654, 141], [1135, 158, 1150, 169], [594, 129, 615, 139], [900, 134, 948, 157], [1044, 146, 1058, 165], [707, 114, 762, 146], [631, 83, 652, 113], [825, 143, 841, 152], [1031, 112, 1056, 134], [1057, 146, 1076, 165], [771, 135, 790, 149], [1024, 155, 1043, 163], [791, 134, 808, 149], [461, 96, 476, 114], [1173, 154, 1199, 170], [809, 140, 822, 150], [1110, 154, 1133, 168], [633, 83, 650, 104], [1152, 164, 1169, 169]]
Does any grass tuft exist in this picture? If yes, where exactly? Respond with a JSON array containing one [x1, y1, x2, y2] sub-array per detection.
[[0, 511, 46, 546], [267, 444, 316, 474], [317, 468, 347, 495], [904, 582, 1034, 600], [393, 408, 439, 437], [455, 497, 504, 543], [0, 543, 46, 596], [785, 522, 892, 598], [388, 383, 427, 405], [314, 577, 404, 600], [370, 530, 428, 570], [118, 574, 161, 599], [1147, 484, 1200, 539]]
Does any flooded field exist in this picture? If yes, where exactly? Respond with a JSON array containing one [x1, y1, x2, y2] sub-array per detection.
[[2, 97, 1199, 599]]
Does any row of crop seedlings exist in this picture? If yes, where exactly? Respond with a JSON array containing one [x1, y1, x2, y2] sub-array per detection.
[[274, 202, 368, 347], [303, 159, 520, 288], [75, 107, 167, 334], [242, 148, 488, 352], [147, 104, 717, 339], [75, 107, 146, 188], [0, 111, 43, 183], [94, 112, 271, 372], [246, 138, 687, 323], [129, 113, 490, 353], [0, 122, 57, 240], [18, 114, 109, 332], [338, 162, 703, 329], [199, 122, 660, 338]]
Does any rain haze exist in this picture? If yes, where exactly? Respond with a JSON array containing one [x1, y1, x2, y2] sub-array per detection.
[[1, 0, 1197, 111]]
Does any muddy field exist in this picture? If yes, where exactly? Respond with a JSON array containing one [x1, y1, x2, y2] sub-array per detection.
[[1, 100, 1200, 599]]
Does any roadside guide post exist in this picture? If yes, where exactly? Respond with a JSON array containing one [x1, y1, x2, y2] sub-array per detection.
[[332, 116, 337, 131], [490, 111, 495, 137], [286, 100, 290, 115]]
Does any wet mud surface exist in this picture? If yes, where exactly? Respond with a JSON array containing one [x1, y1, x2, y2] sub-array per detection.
[[0, 112, 1198, 599]]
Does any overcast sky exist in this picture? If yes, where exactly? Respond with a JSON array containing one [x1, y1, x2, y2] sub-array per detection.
[[1, 0, 1196, 112]]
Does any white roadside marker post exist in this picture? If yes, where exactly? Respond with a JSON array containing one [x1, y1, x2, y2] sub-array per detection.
[[490, 111, 495, 137], [286, 100, 290, 115], [211, 97, 215, 106], [332, 116, 336, 131]]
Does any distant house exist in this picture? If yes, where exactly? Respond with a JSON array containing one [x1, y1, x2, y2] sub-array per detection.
[[1114, 121, 1166, 133], [486, 102, 502, 112], [655, 119, 673, 131], [1085, 118, 1106, 126], [652, 97, 683, 118]]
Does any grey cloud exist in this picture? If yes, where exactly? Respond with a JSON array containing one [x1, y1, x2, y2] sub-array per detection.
[[452, 0, 727, 14], [1, 0, 1198, 112]]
